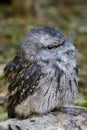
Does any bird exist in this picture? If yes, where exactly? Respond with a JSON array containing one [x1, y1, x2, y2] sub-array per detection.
[[4, 25, 78, 119]]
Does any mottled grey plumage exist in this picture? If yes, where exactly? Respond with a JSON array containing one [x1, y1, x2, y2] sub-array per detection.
[[4, 26, 78, 118]]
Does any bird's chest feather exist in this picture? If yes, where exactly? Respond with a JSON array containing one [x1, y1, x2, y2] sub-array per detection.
[[37, 59, 78, 97]]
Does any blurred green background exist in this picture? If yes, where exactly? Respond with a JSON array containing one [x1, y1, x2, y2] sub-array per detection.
[[0, 0, 87, 121]]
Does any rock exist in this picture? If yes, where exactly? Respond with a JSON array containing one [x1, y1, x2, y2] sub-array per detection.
[[0, 107, 87, 130]]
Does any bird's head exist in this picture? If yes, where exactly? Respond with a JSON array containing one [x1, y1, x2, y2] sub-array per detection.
[[19, 26, 76, 63]]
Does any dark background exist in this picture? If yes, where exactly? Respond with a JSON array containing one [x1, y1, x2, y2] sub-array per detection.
[[0, 0, 87, 121]]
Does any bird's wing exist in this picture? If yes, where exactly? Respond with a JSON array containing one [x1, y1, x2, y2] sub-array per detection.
[[4, 56, 42, 117], [4, 56, 22, 82]]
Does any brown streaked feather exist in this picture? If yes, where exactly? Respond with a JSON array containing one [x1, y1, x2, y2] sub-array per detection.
[[4, 56, 23, 82], [5, 60, 42, 118]]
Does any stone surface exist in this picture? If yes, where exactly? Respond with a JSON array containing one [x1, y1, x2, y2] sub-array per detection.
[[0, 107, 87, 130]]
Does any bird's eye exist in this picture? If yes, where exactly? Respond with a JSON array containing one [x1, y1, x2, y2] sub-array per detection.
[[47, 44, 59, 50], [47, 46, 53, 50], [47, 40, 65, 50]]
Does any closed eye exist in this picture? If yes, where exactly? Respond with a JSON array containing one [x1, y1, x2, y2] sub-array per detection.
[[47, 40, 65, 50]]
